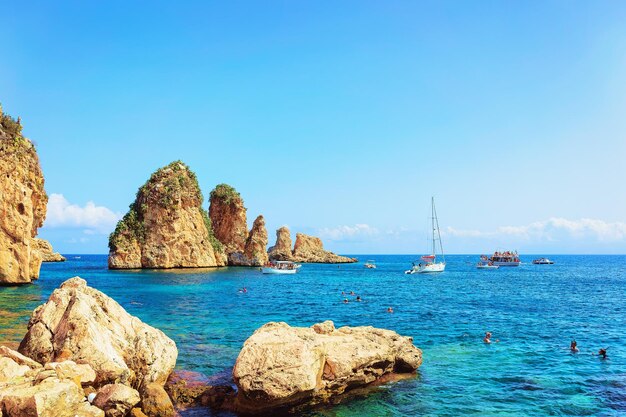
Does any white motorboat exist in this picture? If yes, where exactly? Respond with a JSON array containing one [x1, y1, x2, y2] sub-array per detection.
[[364, 260, 377, 269], [477, 262, 499, 270], [532, 258, 554, 265], [405, 197, 446, 274], [262, 261, 300, 274], [481, 251, 521, 267]]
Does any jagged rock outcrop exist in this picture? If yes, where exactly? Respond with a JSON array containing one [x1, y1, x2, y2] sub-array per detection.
[[0, 346, 104, 417], [0, 107, 48, 284], [232, 321, 422, 413], [31, 237, 65, 262], [18, 277, 177, 417], [268, 228, 356, 263], [209, 185, 269, 266], [267, 226, 294, 261], [108, 161, 225, 269], [208, 184, 247, 255]]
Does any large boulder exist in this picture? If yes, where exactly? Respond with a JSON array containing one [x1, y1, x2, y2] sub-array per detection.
[[0, 108, 48, 284], [92, 384, 141, 417], [0, 346, 103, 417], [31, 238, 66, 262], [18, 277, 177, 415], [108, 161, 225, 269], [292, 233, 356, 263], [232, 321, 422, 413], [267, 226, 294, 261]]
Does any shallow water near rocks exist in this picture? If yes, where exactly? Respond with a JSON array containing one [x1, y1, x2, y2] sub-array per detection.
[[1, 255, 625, 416]]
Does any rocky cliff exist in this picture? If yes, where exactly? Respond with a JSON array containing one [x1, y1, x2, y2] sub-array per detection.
[[0, 107, 48, 284], [209, 185, 269, 266], [267, 226, 294, 261], [233, 321, 422, 413], [32, 237, 66, 262], [268, 227, 356, 263], [108, 161, 225, 269]]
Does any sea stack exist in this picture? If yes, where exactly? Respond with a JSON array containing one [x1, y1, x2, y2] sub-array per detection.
[[268, 227, 356, 263], [209, 184, 269, 266], [0, 106, 48, 284], [108, 161, 225, 269]]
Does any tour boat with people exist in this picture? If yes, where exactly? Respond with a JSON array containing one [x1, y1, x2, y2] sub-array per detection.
[[364, 260, 377, 269], [262, 261, 300, 274], [481, 251, 521, 267], [532, 257, 554, 264], [405, 197, 446, 274]]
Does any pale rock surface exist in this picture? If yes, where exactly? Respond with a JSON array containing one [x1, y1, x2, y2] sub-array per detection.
[[92, 383, 141, 417], [108, 161, 224, 269], [17, 277, 177, 413], [232, 321, 422, 413], [0, 110, 47, 284], [31, 238, 65, 262]]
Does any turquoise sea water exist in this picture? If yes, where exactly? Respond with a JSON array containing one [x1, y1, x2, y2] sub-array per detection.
[[1, 255, 625, 416]]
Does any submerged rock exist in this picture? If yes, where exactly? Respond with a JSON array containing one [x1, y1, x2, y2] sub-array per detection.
[[0, 108, 48, 284], [18, 277, 177, 416], [232, 321, 422, 413], [31, 238, 66, 262], [108, 161, 224, 269]]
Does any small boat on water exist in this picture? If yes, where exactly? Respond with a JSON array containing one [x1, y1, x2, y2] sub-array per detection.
[[262, 261, 300, 274], [532, 258, 554, 265], [406, 197, 446, 274], [477, 261, 499, 270], [364, 260, 377, 269], [481, 251, 520, 267]]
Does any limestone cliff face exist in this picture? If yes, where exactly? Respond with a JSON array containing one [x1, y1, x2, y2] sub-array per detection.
[[0, 108, 48, 284], [209, 184, 247, 254], [108, 161, 224, 269], [267, 226, 294, 261], [31, 238, 65, 262], [209, 185, 269, 266]]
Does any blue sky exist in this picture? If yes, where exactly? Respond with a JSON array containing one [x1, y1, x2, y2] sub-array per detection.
[[2, 1, 626, 254]]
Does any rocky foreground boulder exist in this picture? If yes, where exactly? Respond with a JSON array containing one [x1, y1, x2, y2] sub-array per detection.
[[268, 227, 356, 263], [232, 321, 422, 413], [0, 108, 48, 284], [108, 161, 225, 269], [209, 185, 269, 266], [16, 276, 177, 417]]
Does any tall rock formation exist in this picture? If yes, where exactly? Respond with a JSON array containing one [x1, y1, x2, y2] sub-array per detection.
[[268, 228, 356, 263], [0, 107, 48, 284], [267, 226, 294, 261], [108, 161, 224, 269], [209, 185, 269, 266]]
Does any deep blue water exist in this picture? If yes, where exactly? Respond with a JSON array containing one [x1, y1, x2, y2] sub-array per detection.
[[1, 255, 626, 416]]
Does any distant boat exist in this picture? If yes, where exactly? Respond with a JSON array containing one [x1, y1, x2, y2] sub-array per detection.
[[481, 251, 520, 267], [405, 197, 446, 274], [477, 262, 499, 270], [364, 260, 377, 269], [532, 258, 554, 265], [262, 261, 300, 274]]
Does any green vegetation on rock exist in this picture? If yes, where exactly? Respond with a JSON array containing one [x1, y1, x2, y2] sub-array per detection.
[[210, 183, 241, 205]]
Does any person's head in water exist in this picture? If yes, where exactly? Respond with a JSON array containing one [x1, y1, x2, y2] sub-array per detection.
[[570, 340, 579, 352], [484, 332, 492, 343], [343, 298, 349, 304], [598, 348, 608, 359], [356, 296, 362, 302], [387, 307, 394, 313]]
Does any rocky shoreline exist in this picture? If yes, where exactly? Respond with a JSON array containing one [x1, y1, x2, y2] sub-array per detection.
[[0, 277, 422, 417]]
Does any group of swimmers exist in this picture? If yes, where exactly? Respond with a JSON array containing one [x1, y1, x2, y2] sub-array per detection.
[[341, 290, 394, 312], [483, 333, 609, 359]]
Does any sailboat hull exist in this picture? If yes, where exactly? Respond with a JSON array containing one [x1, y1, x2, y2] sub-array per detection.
[[406, 262, 446, 274]]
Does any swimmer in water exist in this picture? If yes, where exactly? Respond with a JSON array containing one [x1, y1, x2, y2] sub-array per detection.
[[598, 348, 608, 359], [570, 340, 579, 353], [343, 298, 349, 304], [356, 296, 362, 302], [387, 307, 394, 313], [483, 332, 492, 344], [350, 291, 356, 296]]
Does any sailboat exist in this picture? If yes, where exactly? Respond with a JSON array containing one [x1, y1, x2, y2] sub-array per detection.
[[405, 197, 446, 274]]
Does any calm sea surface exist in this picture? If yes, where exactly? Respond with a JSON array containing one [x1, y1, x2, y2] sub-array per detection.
[[1, 255, 625, 416]]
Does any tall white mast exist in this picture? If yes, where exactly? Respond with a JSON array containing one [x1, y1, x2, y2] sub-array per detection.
[[433, 196, 445, 263]]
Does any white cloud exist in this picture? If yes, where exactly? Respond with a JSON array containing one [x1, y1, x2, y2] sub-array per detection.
[[445, 217, 626, 242], [45, 193, 122, 234], [317, 224, 379, 241]]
